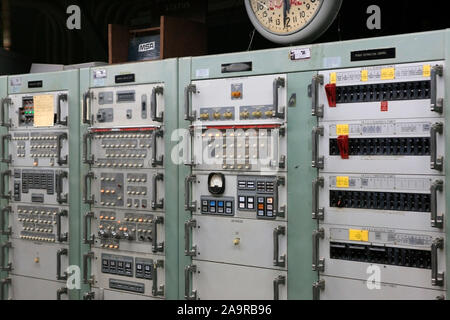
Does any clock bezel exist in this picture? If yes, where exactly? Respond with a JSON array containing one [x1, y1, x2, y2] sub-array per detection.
[[245, 0, 343, 45]]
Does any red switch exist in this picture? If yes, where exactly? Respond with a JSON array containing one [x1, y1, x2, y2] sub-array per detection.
[[325, 83, 337, 108], [337, 135, 349, 159]]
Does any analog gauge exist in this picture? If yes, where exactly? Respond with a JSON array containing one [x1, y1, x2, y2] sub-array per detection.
[[208, 173, 226, 195], [245, 0, 343, 44]]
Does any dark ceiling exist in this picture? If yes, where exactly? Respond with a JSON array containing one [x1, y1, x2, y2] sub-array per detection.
[[2, 0, 449, 65]]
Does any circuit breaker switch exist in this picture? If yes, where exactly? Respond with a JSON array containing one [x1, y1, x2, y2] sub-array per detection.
[[252, 111, 262, 118], [224, 112, 233, 119], [233, 238, 241, 246], [200, 113, 210, 120], [213, 112, 221, 120]]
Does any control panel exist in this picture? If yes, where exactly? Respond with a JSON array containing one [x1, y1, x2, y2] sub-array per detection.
[[311, 61, 446, 300], [83, 76, 167, 300], [1, 86, 72, 300], [184, 74, 288, 300]]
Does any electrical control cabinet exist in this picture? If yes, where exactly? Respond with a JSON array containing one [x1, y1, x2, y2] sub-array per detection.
[[80, 60, 178, 300], [181, 57, 310, 300], [311, 38, 448, 300], [1, 71, 80, 300]]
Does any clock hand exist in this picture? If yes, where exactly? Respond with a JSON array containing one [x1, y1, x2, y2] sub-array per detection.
[[283, 0, 288, 28]]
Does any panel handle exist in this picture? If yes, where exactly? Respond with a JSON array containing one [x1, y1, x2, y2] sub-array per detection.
[[1, 135, 11, 164], [82, 91, 91, 125], [313, 279, 325, 300], [56, 287, 68, 300], [151, 130, 164, 167], [184, 175, 197, 212], [83, 251, 94, 284], [152, 216, 164, 253], [0, 98, 11, 128], [312, 228, 325, 272], [184, 219, 197, 257], [430, 123, 444, 171], [312, 177, 325, 220], [431, 238, 445, 287], [56, 248, 68, 281], [184, 264, 197, 300], [276, 177, 286, 218], [311, 75, 324, 118], [1, 278, 11, 300], [273, 275, 286, 300], [83, 172, 95, 204], [0, 242, 12, 272], [56, 171, 68, 204], [273, 77, 286, 119], [273, 226, 286, 268], [430, 65, 444, 113], [151, 260, 165, 297], [83, 133, 95, 165], [57, 133, 68, 166], [151, 86, 164, 123], [312, 127, 324, 169], [184, 84, 197, 122], [431, 180, 444, 229], [56, 93, 68, 126], [151, 173, 164, 210], [0, 170, 11, 200], [0, 206, 11, 236], [83, 212, 95, 245], [56, 210, 68, 243]]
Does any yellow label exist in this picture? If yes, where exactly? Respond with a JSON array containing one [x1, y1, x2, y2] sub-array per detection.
[[361, 70, 369, 82], [336, 176, 350, 188], [349, 229, 369, 242], [33, 95, 54, 127], [381, 68, 395, 80], [336, 124, 349, 136], [330, 72, 337, 84], [423, 65, 431, 77]]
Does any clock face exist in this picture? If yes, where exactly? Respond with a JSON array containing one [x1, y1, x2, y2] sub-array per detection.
[[249, 0, 323, 35]]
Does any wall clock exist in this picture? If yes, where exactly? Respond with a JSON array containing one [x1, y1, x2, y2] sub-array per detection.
[[245, 0, 343, 44]]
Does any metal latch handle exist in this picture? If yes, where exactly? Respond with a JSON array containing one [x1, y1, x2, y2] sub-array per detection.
[[83, 172, 95, 204], [151, 86, 164, 123], [56, 171, 68, 204], [313, 279, 325, 300], [431, 180, 444, 229], [273, 226, 286, 268], [312, 127, 324, 169], [1, 135, 11, 164], [151, 130, 164, 167], [430, 65, 444, 113], [0, 206, 11, 236], [82, 133, 94, 165], [83, 212, 95, 245], [83, 251, 94, 284], [273, 275, 286, 300], [152, 173, 164, 210], [311, 75, 324, 118], [1, 242, 12, 272], [56, 287, 68, 300], [0, 98, 11, 128], [312, 228, 325, 272], [0, 170, 11, 200], [57, 133, 68, 166], [184, 84, 197, 122], [56, 93, 68, 126], [312, 177, 325, 220], [56, 210, 68, 243], [1, 278, 11, 300], [184, 264, 197, 300], [184, 219, 197, 257], [431, 238, 445, 287], [184, 175, 197, 212], [273, 78, 286, 119], [56, 248, 68, 281], [152, 260, 165, 297], [152, 216, 164, 253], [82, 91, 91, 125], [430, 123, 444, 171]]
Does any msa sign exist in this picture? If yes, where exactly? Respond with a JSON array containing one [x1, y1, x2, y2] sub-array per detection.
[[138, 42, 155, 53]]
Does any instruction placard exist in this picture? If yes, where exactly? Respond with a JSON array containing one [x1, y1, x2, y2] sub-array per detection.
[[33, 95, 54, 127]]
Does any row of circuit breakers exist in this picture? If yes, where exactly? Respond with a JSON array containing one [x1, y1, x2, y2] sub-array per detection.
[[0, 36, 449, 300]]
